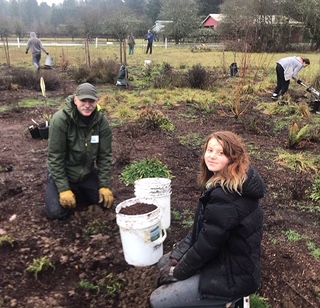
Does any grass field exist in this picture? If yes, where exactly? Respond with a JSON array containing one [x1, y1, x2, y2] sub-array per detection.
[[2, 41, 320, 85]]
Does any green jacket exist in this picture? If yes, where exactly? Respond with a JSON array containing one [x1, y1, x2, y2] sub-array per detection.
[[47, 95, 112, 193]]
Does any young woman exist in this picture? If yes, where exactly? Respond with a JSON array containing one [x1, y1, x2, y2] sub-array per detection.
[[150, 131, 265, 307], [272, 56, 310, 100]]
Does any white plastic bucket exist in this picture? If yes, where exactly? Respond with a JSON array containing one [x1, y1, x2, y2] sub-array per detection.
[[44, 55, 52, 68], [134, 178, 172, 229], [116, 197, 167, 267], [144, 60, 152, 67]]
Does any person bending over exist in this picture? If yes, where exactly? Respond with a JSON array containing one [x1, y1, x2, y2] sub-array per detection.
[[272, 56, 310, 100]]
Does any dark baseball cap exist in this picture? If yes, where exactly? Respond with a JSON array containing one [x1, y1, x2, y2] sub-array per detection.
[[75, 83, 98, 101]]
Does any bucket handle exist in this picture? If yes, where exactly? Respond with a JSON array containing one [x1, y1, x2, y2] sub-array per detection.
[[152, 228, 167, 247]]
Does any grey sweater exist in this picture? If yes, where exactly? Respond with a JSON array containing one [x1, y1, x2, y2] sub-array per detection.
[[26, 32, 48, 54], [277, 56, 303, 81]]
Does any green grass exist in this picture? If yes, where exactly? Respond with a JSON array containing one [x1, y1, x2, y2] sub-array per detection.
[[4, 43, 320, 86]]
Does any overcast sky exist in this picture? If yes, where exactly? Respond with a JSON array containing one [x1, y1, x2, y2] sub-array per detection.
[[37, 0, 63, 6]]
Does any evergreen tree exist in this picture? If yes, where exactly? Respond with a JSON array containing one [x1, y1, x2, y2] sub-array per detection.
[[124, 0, 146, 15], [197, 0, 224, 16], [146, 0, 161, 23]]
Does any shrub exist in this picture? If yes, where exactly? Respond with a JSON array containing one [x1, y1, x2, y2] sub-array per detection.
[[120, 158, 173, 185], [91, 58, 119, 84], [72, 58, 119, 84], [137, 108, 175, 131], [72, 66, 91, 83], [186, 64, 207, 89], [8, 68, 60, 91]]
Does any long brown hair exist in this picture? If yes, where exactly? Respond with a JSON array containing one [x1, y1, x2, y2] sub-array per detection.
[[197, 131, 250, 194]]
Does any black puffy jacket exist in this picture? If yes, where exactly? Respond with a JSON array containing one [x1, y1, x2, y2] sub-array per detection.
[[172, 167, 265, 301]]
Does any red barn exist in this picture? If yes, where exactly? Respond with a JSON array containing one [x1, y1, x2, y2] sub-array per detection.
[[200, 14, 224, 29]]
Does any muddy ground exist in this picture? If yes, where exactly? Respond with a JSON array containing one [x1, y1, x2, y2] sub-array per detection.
[[0, 69, 320, 308]]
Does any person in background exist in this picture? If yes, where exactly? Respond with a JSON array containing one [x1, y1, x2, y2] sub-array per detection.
[[128, 32, 136, 55], [145, 29, 154, 54], [150, 131, 265, 308], [25, 32, 49, 70], [272, 56, 310, 100], [44, 83, 114, 220]]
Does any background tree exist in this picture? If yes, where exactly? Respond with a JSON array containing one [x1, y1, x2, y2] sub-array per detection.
[[104, 5, 141, 40], [218, 0, 254, 42], [20, 0, 39, 28], [0, 0, 317, 53], [158, 0, 200, 44], [104, 4, 143, 62], [50, 7, 65, 29], [196, 0, 224, 16], [146, 0, 161, 23], [12, 19, 25, 41], [78, 5, 103, 39], [219, 0, 304, 52], [124, 0, 146, 15], [281, 0, 320, 50]]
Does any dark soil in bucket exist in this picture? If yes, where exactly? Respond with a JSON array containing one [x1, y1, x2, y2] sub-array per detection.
[[119, 203, 157, 215]]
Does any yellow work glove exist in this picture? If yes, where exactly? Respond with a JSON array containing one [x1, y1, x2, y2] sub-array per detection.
[[59, 190, 76, 208], [99, 187, 114, 208]]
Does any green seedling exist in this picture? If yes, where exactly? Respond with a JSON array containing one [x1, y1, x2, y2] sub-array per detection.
[[181, 209, 194, 228], [27, 256, 55, 279], [250, 293, 270, 308], [171, 208, 193, 227], [310, 177, 320, 202], [178, 133, 204, 149], [283, 229, 304, 242], [0, 235, 15, 247], [103, 273, 123, 298], [171, 210, 181, 220], [83, 220, 108, 238], [306, 241, 320, 259], [79, 280, 100, 292], [79, 274, 123, 298]]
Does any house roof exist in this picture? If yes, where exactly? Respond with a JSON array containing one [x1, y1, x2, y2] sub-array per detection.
[[150, 20, 173, 33], [200, 14, 302, 28], [200, 14, 224, 27]]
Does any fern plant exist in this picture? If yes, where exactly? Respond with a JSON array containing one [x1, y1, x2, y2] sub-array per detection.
[[275, 149, 318, 173], [288, 120, 310, 148]]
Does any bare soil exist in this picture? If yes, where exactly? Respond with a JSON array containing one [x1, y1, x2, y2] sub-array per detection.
[[0, 69, 320, 308], [119, 203, 158, 215]]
